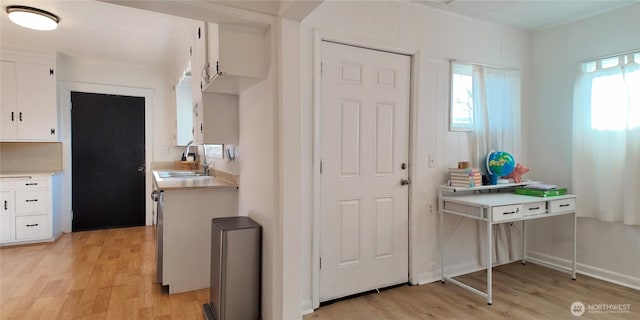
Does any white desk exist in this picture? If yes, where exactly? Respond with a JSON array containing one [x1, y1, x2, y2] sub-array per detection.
[[438, 183, 577, 305]]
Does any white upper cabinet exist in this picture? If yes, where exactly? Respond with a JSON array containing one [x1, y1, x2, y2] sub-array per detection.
[[194, 22, 270, 94], [193, 21, 207, 96], [192, 93, 238, 145], [201, 93, 238, 145], [1, 59, 58, 142]]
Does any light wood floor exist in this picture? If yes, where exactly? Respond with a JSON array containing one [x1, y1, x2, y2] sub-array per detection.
[[2, 227, 638, 320], [305, 262, 640, 320], [1, 226, 207, 320]]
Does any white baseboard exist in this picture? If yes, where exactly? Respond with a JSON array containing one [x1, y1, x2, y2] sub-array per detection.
[[413, 270, 441, 285], [527, 250, 640, 291]]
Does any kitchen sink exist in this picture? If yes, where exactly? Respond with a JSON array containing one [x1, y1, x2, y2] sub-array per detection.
[[157, 171, 208, 178]]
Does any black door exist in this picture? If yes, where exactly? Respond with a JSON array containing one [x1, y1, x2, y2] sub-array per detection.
[[71, 92, 145, 231]]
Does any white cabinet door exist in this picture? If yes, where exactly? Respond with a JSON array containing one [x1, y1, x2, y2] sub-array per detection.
[[0, 191, 13, 242], [201, 93, 238, 144], [192, 99, 203, 145], [193, 21, 207, 95], [1, 61, 18, 139], [15, 63, 57, 140], [1, 61, 57, 141]]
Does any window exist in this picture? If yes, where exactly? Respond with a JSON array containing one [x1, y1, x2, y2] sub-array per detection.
[[572, 50, 640, 225], [450, 62, 474, 131], [204, 144, 223, 159], [586, 54, 640, 130]]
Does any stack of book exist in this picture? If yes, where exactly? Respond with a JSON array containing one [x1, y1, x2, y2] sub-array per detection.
[[449, 168, 482, 187]]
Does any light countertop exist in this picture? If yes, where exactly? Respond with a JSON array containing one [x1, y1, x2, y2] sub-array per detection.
[[152, 170, 238, 190], [0, 171, 61, 177]]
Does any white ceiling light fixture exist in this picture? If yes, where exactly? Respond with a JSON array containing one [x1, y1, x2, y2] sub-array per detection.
[[6, 5, 60, 31]]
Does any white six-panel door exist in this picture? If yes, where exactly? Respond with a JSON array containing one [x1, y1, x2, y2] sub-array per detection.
[[320, 41, 411, 302]]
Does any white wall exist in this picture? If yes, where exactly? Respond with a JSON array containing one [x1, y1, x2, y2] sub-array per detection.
[[297, 1, 530, 312], [235, 24, 283, 320], [526, 4, 640, 288], [279, 17, 303, 320]]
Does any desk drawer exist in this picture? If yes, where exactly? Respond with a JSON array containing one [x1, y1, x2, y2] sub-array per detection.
[[492, 204, 523, 222], [523, 202, 546, 217], [549, 198, 576, 213]]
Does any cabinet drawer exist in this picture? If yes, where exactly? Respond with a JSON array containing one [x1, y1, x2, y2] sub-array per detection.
[[549, 198, 576, 213], [523, 202, 546, 217], [14, 178, 49, 190], [492, 204, 523, 222], [15, 214, 49, 240], [15, 191, 49, 215]]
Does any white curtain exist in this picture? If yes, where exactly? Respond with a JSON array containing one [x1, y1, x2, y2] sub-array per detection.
[[572, 54, 640, 226], [471, 65, 523, 265]]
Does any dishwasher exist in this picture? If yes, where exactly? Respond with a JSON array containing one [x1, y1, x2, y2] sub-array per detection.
[[151, 189, 164, 284]]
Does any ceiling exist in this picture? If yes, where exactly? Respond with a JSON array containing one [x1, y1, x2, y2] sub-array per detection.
[[0, 0, 194, 68], [415, 0, 639, 31], [1, 1, 638, 69]]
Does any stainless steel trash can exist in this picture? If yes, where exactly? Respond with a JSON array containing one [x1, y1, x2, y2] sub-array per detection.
[[203, 216, 261, 320]]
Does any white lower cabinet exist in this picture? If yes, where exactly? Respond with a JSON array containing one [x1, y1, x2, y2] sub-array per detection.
[[0, 191, 12, 242], [160, 187, 237, 294], [0, 175, 54, 245]]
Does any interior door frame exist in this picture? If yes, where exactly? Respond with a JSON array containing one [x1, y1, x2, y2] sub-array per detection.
[[59, 82, 153, 233], [312, 29, 420, 308]]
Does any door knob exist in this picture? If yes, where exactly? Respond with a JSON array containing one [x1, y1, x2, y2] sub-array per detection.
[[401, 179, 411, 186]]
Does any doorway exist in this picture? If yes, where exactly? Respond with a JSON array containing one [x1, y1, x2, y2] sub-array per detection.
[[71, 92, 146, 231], [319, 41, 411, 302]]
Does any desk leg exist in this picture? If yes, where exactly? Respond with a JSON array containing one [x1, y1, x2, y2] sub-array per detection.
[[572, 212, 577, 280], [522, 220, 526, 265], [487, 218, 493, 305], [440, 207, 445, 283]]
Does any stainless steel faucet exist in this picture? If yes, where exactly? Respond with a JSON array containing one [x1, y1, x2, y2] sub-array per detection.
[[184, 140, 194, 161]]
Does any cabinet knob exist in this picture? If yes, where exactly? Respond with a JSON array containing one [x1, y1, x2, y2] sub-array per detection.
[[50, 128, 56, 135], [11, 112, 14, 122]]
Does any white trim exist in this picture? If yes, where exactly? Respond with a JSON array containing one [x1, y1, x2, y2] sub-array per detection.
[[301, 298, 314, 316], [58, 81, 154, 232], [527, 251, 640, 291], [311, 28, 419, 310]]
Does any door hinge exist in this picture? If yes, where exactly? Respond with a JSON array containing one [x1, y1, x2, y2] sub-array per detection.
[[320, 257, 322, 269], [197, 27, 201, 39], [189, 46, 193, 56], [320, 61, 323, 77], [320, 160, 323, 174]]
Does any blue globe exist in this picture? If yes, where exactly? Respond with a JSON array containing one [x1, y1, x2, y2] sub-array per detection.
[[486, 150, 516, 178]]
